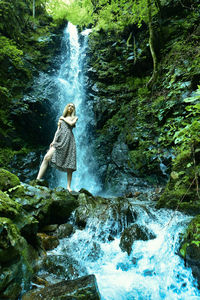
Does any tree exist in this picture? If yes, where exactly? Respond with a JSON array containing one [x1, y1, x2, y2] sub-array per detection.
[[45, 0, 164, 87], [33, 0, 35, 17]]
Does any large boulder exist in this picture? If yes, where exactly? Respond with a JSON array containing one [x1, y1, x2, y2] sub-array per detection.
[[8, 184, 78, 227], [22, 274, 101, 300], [119, 224, 156, 255]]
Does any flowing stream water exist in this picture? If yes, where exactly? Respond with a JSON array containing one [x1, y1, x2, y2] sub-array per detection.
[[37, 23, 200, 299], [41, 197, 200, 300]]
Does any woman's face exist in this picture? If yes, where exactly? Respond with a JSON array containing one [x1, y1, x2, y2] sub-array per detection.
[[67, 104, 74, 113]]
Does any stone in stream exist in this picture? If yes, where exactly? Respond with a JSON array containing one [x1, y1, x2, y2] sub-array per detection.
[[119, 223, 156, 255], [22, 274, 101, 300]]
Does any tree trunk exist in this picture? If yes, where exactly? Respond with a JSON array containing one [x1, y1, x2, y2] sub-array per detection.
[[147, 0, 158, 89], [33, 0, 35, 18]]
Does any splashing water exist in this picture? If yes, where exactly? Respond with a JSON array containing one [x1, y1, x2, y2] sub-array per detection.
[[45, 199, 200, 300], [51, 23, 100, 194]]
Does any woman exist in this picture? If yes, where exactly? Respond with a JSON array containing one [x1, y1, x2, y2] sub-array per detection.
[[37, 103, 78, 192]]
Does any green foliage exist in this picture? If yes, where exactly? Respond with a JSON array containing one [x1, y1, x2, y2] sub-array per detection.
[[180, 215, 200, 258], [0, 36, 23, 68], [46, 0, 94, 25], [173, 86, 200, 149], [45, 0, 165, 30]]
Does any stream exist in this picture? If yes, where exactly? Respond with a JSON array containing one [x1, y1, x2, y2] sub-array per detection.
[[39, 196, 200, 299]]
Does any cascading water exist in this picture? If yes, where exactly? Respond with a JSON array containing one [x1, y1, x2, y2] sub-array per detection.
[[40, 197, 200, 300], [50, 22, 100, 194]]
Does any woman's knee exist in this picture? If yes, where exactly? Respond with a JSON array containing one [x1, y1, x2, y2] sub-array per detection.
[[44, 154, 51, 162]]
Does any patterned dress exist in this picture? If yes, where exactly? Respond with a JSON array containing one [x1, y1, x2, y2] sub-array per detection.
[[50, 120, 76, 172]]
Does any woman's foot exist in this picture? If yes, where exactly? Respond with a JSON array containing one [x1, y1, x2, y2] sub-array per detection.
[[67, 187, 72, 193]]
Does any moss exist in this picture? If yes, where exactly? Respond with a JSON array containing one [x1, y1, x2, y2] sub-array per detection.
[[0, 148, 16, 168], [0, 168, 20, 191], [0, 191, 21, 219], [180, 215, 200, 259]]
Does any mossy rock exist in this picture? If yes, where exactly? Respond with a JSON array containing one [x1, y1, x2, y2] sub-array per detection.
[[0, 190, 38, 243], [179, 215, 200, 287], [0, 218, 38, 299], [0, 168, 20, 191], [0, 217, 21, 263], [8, 184, 52, 226], [0, 190, 21, 219]]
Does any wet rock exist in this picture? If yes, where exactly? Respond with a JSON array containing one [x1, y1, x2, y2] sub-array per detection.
[[41, 224, 59, 233], [8, 184, 52, 226], [8, 183, 78, 226], [119, 224, 156, 255], [37, 232, 59, 250], [22, 274, 101, 300], [50, 189, 79, 224], [54, 223, 74, 239], [0, 190, 38, 244], [0, 217, 38, 299], [179, 215, 200, 287], [29, 179, 49, 188], [75, 193, 137, 240], [41, 254, 87, 280], [10, 151, 42, 183], [0, 168, 20, 191]]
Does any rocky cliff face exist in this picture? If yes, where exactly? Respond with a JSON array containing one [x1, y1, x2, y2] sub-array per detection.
[[0, 0, 65, 179], [85, 1, 200, 202]]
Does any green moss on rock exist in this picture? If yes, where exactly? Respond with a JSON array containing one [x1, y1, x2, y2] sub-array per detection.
[[0, 168, 20, 191], [0, 190, 21, 219]]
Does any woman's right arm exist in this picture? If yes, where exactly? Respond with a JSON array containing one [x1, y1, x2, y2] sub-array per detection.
[[59, 116, 78, 126]]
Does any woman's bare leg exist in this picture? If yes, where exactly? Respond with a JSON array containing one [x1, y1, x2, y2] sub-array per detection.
[[67, 169, 72, 192], [37, 147, 55, 179]]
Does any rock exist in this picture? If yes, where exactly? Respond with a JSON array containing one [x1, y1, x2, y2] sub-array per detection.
[[29, 179, 49, 188], [0, 190, 21, 219], [179, 215, 200, 287], [8, 184, 52, 226], [41, 224, 59, 233], [41, 254, 87, 280], [54, 223, 74, 239], [22, 274, 101, 300], [0, 217, 38, 299], [119, 224, 156, 255], [50, 189, 79, 224], [0, 168, 20, 191], [37, 233, 59, 250], [10, 152, 43, 184], [8, 183, 78, 227], [0, 191, 38, 244]]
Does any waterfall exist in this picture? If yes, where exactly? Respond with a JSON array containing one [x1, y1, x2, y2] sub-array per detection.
[[40, 199, 200, 299], [32, 23, 200, 300], [50, 23, 101, 194]]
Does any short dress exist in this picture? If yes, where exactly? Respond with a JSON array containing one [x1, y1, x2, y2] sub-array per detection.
[[50, 120, 76, 172]]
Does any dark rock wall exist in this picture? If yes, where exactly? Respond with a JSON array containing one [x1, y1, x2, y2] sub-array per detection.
[[85, 1, 200, 197], [0, 0, 65, 178]]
